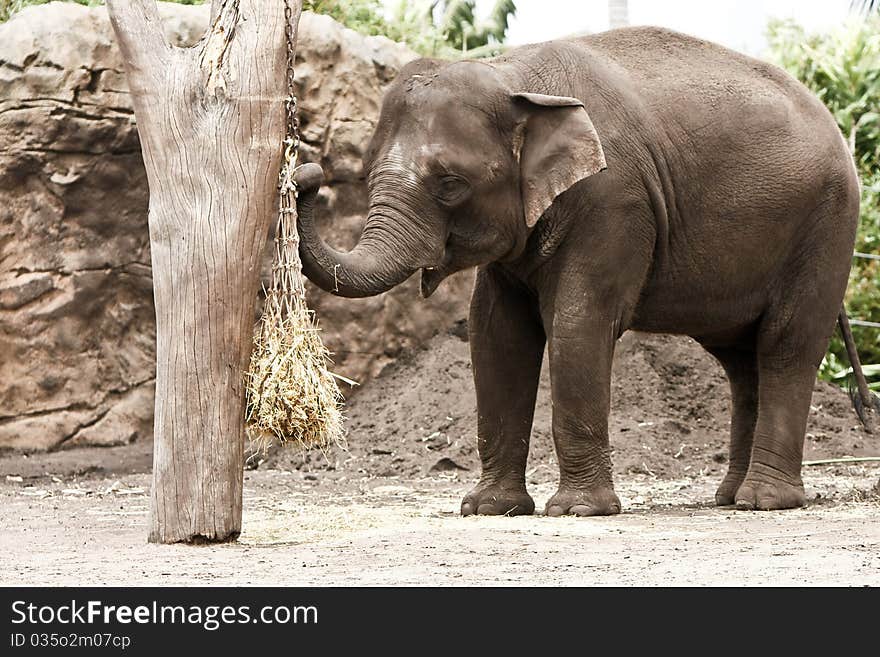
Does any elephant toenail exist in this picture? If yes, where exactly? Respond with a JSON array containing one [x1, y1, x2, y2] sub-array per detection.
[[477, 503, 498, 515], [570, 505, 593, 516], [547, 505, 565, 517], [461, 502, 474, 516]]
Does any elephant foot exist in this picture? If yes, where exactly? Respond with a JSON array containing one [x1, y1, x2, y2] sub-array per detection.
[[734, 474, 806, 511], [461, 482, 535, 516], [714, 470, 747, 506], [545, 485, 621, 517]]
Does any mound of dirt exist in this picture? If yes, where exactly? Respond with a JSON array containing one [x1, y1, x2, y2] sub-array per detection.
[[266, 325, 875, 482]]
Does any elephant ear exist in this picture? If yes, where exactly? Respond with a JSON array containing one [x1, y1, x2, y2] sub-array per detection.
[[512, 92, 607, 228]]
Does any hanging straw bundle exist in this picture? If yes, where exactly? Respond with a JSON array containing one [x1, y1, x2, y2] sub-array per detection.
[[245, 25, 347, 454], [245, 172, 347, 454]]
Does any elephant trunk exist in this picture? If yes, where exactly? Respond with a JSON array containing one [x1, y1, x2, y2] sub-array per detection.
[[294, 163, 439, 299]]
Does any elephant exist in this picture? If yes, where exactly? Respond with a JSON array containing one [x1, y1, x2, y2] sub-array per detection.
[[293, 26, 861, 516]]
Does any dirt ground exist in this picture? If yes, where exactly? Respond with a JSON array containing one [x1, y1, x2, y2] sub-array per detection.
[[1, 331, 879, 585], [1, 466, 878, 586]]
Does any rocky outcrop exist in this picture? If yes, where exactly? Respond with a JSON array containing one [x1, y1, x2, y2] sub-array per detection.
[[0, 2, 472, 451]]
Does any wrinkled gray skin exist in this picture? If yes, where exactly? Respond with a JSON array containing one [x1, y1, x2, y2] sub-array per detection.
[[295, 27, 860, 516]]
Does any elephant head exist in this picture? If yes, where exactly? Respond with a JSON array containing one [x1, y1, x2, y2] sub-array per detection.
[[294, 59, 607, 299]]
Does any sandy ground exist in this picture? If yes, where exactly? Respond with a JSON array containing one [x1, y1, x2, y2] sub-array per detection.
[[2, 464, 879, 586], [2, 332, 878, 586]]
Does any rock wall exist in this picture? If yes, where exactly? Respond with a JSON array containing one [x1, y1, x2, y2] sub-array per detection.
[[0, 2, 472, 451]]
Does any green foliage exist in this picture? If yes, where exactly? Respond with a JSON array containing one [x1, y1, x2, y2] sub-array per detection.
[[434, 0, 515, 53], [2, 0, 516, 58], [302, 0, 450, 55], [0, 0, 202, 23], [304, 1, 516, 58], [1, 0, 86, 22], [303, 0, 390, 37], [767, 18, 880, 382]]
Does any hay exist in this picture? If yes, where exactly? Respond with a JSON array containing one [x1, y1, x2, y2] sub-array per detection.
[[245, 175, 347, 455]]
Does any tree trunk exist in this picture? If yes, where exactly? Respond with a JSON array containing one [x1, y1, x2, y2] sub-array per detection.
[[106, 0, 298, 543]]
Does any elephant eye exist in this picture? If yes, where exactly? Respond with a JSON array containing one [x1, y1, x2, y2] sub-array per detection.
[[435, 175, 470, 206]]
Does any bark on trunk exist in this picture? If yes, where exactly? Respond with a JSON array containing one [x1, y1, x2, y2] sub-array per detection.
[[106, 0, 295, 543]]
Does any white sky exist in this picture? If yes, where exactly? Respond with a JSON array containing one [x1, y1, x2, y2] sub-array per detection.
[[385, 0, 857, 56]]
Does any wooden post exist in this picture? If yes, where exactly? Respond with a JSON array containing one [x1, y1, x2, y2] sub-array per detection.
[[106, 0, 300, 543]]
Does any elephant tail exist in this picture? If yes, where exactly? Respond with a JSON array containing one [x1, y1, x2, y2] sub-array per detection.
[[837, 306, 880, 431]]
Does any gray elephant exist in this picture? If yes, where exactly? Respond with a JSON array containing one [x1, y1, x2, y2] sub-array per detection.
[[293, 26, 860, 516]]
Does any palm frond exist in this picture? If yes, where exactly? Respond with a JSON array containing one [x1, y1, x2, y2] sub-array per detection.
[[486, 0, 516, 42], [852, 0, 879, 14], [439, 0, 475, 34]]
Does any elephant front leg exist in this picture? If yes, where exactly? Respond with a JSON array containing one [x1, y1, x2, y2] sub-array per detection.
[[545, 313, 621, 517], [461, 268, 545, 516]]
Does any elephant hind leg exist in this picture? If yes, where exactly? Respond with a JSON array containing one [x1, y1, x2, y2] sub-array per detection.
[[735, 299, 840, 511], [734, 357, 813, 511], [735, 191, 855, 510], [703, 345, 759, 506]]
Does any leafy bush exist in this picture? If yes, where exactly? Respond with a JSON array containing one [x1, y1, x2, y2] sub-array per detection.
[[306, 0, 515, 58], [0, 0, 201, 22], [1, 1, 516, 58], [767, 18, 880, 382], [303, 0, 391, 38]]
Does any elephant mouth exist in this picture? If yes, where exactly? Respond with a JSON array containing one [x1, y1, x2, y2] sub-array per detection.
[[420, 264, 452, 299]]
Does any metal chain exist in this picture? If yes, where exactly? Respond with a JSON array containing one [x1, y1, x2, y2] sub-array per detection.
[[275, 0, 306, 304], [280, 0, 301, 192]]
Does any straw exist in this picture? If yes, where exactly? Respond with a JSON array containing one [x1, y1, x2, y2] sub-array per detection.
[[245, 180, 347, 455]]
